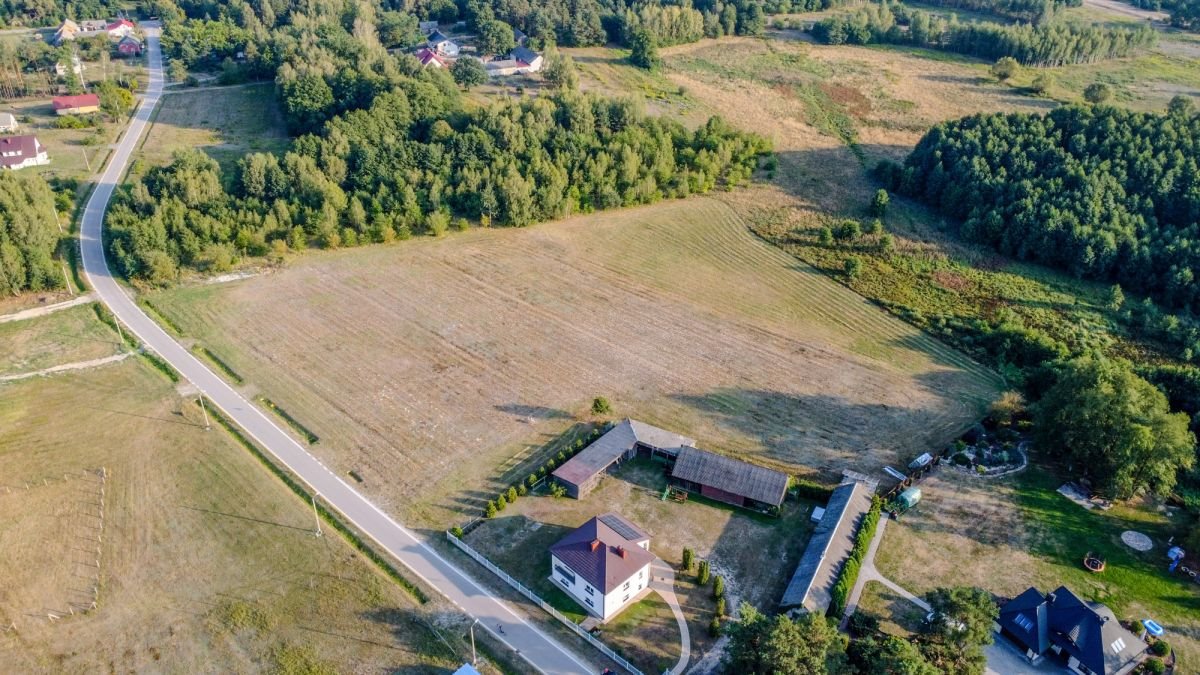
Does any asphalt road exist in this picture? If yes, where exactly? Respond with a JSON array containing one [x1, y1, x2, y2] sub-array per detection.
[[79, 27, 598, 675]]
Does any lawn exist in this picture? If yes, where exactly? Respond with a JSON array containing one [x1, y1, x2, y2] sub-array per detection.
[[1, 98, 121, 180], [461, 458, 815, 671], [134, 82, 288, 175], [874, 466, 1200, 667], [145, 196, 999, 531], [0, 348, 470, 672], [856, 580, 927, 638], [0, 302, 121, 377]]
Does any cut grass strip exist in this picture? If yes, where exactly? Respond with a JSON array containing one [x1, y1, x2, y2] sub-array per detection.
[[194, 345, 244, 384], [257, 395, 319, 444], [200, 400, 429, 604], [92, 303, 180, 383], [139, 298, 184, 335]]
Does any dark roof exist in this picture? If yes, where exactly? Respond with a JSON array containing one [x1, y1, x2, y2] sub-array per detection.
[[553, 419, 694, 488], [550, 513, 653, 593], [999, 586, 1148, 675], [52, 94, 100, 110], [513, 27, 527, 40], [670, 446, 789, 507], [779, 481, 874, 610], [510, 46, 538, 64], [427, 30, 451, 43], [0, 135, 44, 168]]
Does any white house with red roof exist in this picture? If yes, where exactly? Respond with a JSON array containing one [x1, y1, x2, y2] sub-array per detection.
[[549, 513, 653, 621], [0, 135, 49, 171], [414, 48, 446, 68], [106, 19, 137, 38]]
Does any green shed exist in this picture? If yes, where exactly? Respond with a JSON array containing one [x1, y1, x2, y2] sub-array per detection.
[[898, 487, 922, 510]]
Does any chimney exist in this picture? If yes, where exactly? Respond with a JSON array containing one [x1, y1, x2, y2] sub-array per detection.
[[617, 546, 627, 558], [1046, 592, 1057, 605], [590, 539, 601, 552]]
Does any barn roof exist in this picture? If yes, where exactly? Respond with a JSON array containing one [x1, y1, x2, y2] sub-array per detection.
[[550, 513, 653, 593], [669, 446, 788, 506], [780, 480, 874, 611], [510, 46, 539, 65], [553, 419, 695, 488]]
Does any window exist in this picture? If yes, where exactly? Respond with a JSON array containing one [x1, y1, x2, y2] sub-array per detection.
[[585, 585, 594, 596], [553, 564, 575, 586], [585, 597, 594, 607], [639, 570, 645, 578], [623, 581, 630, 591], [1013, 613, 1035, 632], [623, 595, 630, 603], [1110, 638, 1126, 654]]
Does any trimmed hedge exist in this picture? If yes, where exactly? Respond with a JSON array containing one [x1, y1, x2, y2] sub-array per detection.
[[828, 495, 883, 617], [792, 478, 835, 502]]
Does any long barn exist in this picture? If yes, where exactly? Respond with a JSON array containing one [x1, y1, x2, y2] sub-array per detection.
[[669, 446, 789, 512]]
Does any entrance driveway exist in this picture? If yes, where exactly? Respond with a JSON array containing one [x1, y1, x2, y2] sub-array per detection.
[[985, 635, 1065, 675]]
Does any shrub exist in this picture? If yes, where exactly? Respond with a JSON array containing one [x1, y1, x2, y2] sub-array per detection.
[[791, 478, 834, 501], [550, 482, 567, 498], [828, 496, 882, 617], [556, 450, 566, 462], [844, 256, 863, 278], [708, 616, 722, 637], [527, 473, 539, 488], [682, 547, 695, 571], [818, 227, 834, 245], [870, 189, 890, 217], [848, 611, 880, 636], [506, 487, 518, 503], [953, 452, 971, 466], [485, 501, 497, 518], [715, 597, 726, 617], [976, 464, 987, 474], [591, 396, 612, 414], [517, 484, 528, 497], [1145, 658, 1166, 674], [496, 494, 507, 511], [1151, 640, 1170, 657], [697, 560, 711, 586], [451, 526, 464, 538], [1131, 620, 1145, 635], [713, 575, 725, 599], [835, 219, 862, 240]]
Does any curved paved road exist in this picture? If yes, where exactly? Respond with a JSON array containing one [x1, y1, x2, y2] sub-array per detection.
[[80, 27, 597, 675]]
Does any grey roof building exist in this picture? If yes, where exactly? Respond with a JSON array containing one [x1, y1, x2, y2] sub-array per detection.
[[669, 446, 789, 510], [779, 480, 874, 613], [552, 418, 694, 498], [997, 585, 1149, 675]]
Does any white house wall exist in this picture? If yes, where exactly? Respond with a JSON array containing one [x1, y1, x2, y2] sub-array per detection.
[[549, 553, 650, 621]]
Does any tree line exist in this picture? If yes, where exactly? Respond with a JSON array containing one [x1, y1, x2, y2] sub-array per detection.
[[1131, 0, 1199, 31], [0, 172, 63, 296], [813, 2, 1155, 65], [0, 0, 120, 27], [898, 0, 1081, 24]]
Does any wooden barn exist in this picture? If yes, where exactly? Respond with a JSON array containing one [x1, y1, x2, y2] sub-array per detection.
[[669, 446, 789, 512]]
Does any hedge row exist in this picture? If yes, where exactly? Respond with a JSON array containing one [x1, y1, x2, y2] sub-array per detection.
[[483, 423, 611, 518], [791, 477, 835, 502], [828, 495, 883, 617], [257, 395, 319, 444]]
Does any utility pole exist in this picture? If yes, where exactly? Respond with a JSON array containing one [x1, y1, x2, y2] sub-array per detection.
[[470, 619, 478, 665], [197, 394, 211, 430], [311, 494, 323, 537]]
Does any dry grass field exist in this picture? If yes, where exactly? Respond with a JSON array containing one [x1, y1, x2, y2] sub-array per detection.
[[0, 354, 463, 673], [0, 303, 120, 377], [135, 82, 289, 173], [146, 197, 1000, 528]]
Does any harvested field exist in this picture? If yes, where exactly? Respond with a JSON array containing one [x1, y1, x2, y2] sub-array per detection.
[[148, 197, 1000, 528], [0, 357, 462, 672], [0, 302, 120, 377]]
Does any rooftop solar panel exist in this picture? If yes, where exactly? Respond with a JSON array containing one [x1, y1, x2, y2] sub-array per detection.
[[599, 514, 643, 542]]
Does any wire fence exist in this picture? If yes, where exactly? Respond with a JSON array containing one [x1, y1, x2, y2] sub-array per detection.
[[445, 531, 644, 675]]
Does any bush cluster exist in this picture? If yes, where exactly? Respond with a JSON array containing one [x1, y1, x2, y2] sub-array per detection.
[[828, 496, 883, 617]]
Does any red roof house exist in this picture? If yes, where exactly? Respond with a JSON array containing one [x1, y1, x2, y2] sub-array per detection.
[[414, 48, 446, 68], [0, 135, 50, 171], [116, 35, 143, 56], [52, 94, 101, 116], [106, 19, 137, 37]]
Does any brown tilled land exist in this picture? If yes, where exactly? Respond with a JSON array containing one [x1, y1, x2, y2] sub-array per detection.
[[149, 197, 1000, 528]]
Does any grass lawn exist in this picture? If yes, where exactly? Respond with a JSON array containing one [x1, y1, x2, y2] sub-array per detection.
[[1, 98, 120, 180], [462, 458, 817, 670], [600, 592, 682, 674], [134, 82, 288, 176], [0, 306, 479, 672], [856, 580, 927, 638], [874, 466, 1200, 667], [0, 302, 120, 377]]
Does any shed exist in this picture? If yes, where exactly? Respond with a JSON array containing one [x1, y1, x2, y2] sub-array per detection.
[[52, 94, 101, 116], [898, 487, 921, 510], [0, 112, 17, 133], [669, 446, 789, 511], [780, 480, 874, 613], [552, 419, 695, 499]]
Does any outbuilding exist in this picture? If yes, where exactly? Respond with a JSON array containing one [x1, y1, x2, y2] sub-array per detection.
[[668, 446, 789, 511], [52, 94, 101, 116]]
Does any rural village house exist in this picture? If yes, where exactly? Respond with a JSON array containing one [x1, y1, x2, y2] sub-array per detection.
[[414, 48, 446, 68], [427, 31, 460, 57], [52, 94, 101, 116], [116, 35, 144, 57], [485, 46, 543, 77], [549, 513, 654, 621], [0, 112, 19, 133], [52, 17, 139, 45], [0, 135, 49, 170], [997, 586, 1149, 675], [53, 54, 84, 78]]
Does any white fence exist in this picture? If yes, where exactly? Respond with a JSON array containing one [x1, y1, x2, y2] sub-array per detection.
[[446, 532, 644, 675]]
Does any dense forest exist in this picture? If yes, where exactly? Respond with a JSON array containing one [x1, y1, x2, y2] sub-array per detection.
[[0, 173, 62, 296], [879, 104, 1200, 314], [0, 0, 120, 27], [813, 2, 1155, 64], [899, 0, 1081, 24]]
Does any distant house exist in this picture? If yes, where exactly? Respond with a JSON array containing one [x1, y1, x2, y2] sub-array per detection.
[[414, 47, 446, 68], [485, 45, 543, 77], [997, 586, 1148, 675], [512, 27, 528, 45], [419, 20, 439, 34], [0, 135, 49, 171], [52, 18, 108, 44], [116, 35, 143, 57], [779, 479, 875, 614], [0, 113, 17, 133], [106, 19, 137, 39], [52, 94, 101, 116], [549, 513, 654, 621], [427, 30, 460, 57], [53, 54, 84, 78]]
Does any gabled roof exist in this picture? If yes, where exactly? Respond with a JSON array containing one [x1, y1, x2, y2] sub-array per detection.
[[106, 19, 136, 30], [52, 94, 100, 110], [998, 587, 1050, 654], [510, 46, 539, 65], [550, 513, 653, 593], [780, 480, 874, 610], [553, 418, 695, 488], [427, 30, 452, 44], [999, 586, 1148, 675], [0, 135, 45, 167], [118, 35, 143, 45], [414, 47, 445, 66], [670, 446, 789, 506]]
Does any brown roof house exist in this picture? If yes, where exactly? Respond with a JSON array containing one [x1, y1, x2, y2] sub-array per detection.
[[549, 513, 654, 621], [52, 94, 101, 116], [0, 135, 49, 171]]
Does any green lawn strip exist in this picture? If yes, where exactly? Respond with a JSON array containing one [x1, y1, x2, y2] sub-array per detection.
[[1014, 468, 1198, 626], [200, 401, 429, 604], [193, 345, 244, 384], [91, 303, 180, 382], [256, 395, 319, 444], [139, 297, 185, 335]]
